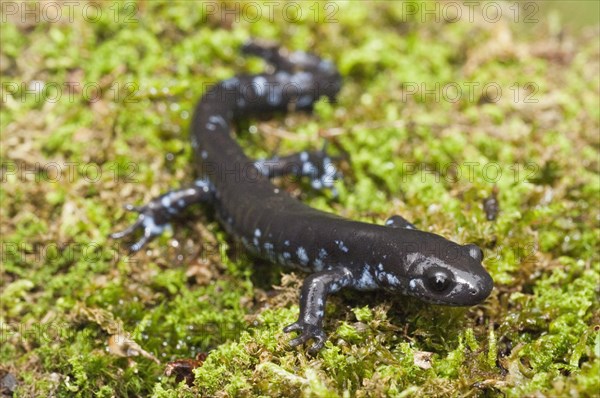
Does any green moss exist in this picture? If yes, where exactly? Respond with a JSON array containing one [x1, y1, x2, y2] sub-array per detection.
[[2, 1, 598, 397]]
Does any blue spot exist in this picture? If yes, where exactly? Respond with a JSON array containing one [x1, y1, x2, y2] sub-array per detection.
[[142, 215, 166, 235], [194, 179, 211, 193], [302, 161, 316, 176], [296, 247, 309, 265], [357, 265, 376, 289], [314, 258, 324, 270], [209, 115, 227, 128], [290, 71, 313, 89], [318, 60, 335, 73], [252, 76, 268, 96], [318, 248, 327, 259], [297, 95, 313, 108], [384, 272, 400, 286], [267, 87, 283, 106], [335, 240, 349, 253], [253, 160, 269, 176]]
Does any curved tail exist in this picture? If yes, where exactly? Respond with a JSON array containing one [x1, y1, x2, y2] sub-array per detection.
[[190, 41, 342, 168]]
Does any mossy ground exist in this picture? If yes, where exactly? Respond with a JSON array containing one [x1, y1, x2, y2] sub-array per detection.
[[1, 2, 598, 397]]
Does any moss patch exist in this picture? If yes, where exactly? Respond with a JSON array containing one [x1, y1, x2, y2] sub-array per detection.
[[1, 2, 598, 397]]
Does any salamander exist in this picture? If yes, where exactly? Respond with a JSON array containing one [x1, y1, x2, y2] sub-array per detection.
[[110, 42, 494, 354]]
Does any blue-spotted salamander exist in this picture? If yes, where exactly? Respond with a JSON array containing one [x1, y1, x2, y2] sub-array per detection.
[[111, 42, 494, 354]]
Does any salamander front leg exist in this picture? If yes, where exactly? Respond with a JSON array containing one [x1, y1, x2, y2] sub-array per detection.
[[110, 179, 213, 252], [254, 145, 341, 193], [283, 266, 355, 354]]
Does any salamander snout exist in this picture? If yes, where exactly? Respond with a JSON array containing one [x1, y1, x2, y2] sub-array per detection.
[[462, 243, 493, 303], [465, 269, 494, 304], [447, 243, 493, 305]]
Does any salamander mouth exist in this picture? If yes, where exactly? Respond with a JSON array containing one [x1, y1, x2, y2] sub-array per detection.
[[421, 287, 492, 306], [414, 294, 479, 307]]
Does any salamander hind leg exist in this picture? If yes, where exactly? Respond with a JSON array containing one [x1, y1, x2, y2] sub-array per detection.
[[254, 144, 341, 194], [110, 179, 214, 252], [241, 41, 325, 73]]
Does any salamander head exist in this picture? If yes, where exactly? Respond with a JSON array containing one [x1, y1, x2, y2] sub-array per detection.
[[406, 243, 493, 306], [378, 240, 493, 306]]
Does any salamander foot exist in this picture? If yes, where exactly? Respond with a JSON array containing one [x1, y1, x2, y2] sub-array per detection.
[[254, 143, 342, 196], [283, 321, 327, 355], [110, 180, 214, 252], [110, 201, 172, 252]]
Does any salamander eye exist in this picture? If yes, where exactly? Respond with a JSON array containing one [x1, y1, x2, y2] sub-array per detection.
[[425, 268, 453, 293]]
